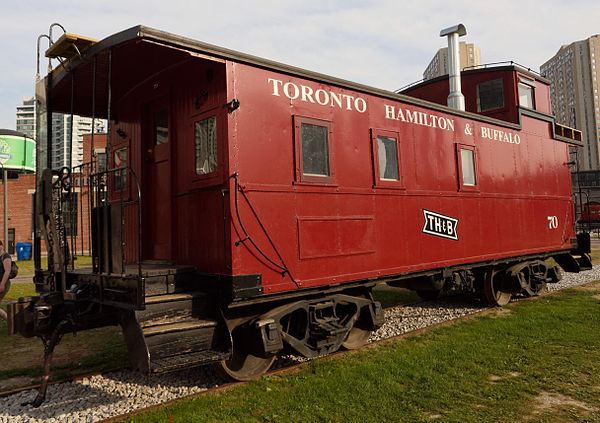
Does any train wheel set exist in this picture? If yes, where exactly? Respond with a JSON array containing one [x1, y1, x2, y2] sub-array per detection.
[[6, 23, 594, 405]]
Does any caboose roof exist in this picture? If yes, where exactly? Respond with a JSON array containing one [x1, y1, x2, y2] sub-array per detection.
[[45, 25, 569, 140]]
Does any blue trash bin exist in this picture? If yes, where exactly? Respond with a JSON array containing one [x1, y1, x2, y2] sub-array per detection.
[[16, 242, 32, 261]]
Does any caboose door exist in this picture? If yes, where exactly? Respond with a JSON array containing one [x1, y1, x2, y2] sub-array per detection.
[[142, 98, 172, 260]]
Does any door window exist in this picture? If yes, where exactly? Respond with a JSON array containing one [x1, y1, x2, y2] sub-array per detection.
[[195, 116, 218, 175], [154, 109, 169, 145]]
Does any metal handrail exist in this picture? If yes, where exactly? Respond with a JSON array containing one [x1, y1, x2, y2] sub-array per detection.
[[88, 165, 143, 281], [462, 61, 541, 76], [396, 60, 542, 94], [395, 79, 426, 93]]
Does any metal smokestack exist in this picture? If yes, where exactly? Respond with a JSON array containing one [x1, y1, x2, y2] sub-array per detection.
[[440, 24, 467, 111]]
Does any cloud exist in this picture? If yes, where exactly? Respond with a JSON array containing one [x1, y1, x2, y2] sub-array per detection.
[[1, 0, 599, 128]]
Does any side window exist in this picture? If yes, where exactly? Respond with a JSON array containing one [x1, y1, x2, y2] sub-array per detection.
[[294, 116, 333, 183], [114, 147, 127, 192], [518, 81, 535, 109], [96, 151, 107, 173], [456, 144, 477, 191], [195, 116, 218, 175], [62, 192, 78, 236], [371, 129, 402, 188], [477, 78, 504, 112]]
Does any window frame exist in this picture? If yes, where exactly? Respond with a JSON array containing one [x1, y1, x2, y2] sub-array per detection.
[[476, 78, 505, 112], [109, 141, 131, 202], [113, 146, 128, 193], [455, 143, 479, 192], [62, 191, 78, 236], [517, 77, 536, 110], [190, 108, 224, 186], [293, 115, 335, 185], [194, 115, 219, 177], [370, 128, 404, 189]]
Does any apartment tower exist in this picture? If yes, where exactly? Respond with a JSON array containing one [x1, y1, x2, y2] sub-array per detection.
[[423, 42, 481, 80], [541, 35, 600, 170]]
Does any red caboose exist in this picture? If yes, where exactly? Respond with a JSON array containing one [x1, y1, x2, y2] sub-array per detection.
[[8, 25, 591, 399]]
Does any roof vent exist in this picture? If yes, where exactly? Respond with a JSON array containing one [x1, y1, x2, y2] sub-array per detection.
[[440, 24, 467, 111]]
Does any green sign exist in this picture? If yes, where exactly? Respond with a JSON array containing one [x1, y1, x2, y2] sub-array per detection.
[[0, 134, 35, 172]]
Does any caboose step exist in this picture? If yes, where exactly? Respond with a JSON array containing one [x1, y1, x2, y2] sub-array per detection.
[[145, 292, 197, 304], [143, 319, 218, 336], [150, 349, 230, 374], [119, 293, 231, 375], [126, 263, 197, 297], [553, 253, 592, 273], [576, 253, 593, 271], [138, 291, 209, 328]]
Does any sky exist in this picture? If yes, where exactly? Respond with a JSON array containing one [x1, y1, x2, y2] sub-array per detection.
[[1, 0, 599, 130]]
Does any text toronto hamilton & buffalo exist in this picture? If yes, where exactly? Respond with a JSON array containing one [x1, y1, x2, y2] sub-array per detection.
[[267, 78, 521, 144]]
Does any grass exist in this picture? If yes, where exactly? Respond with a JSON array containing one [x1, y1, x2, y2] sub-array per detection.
[[14, 255, 93, 276], [1, 248, 598, 407], [0, 260, 127, 391], [0, 317, 127, 389], [372, 285, 419, 308], [0, 265, 416, 393], [126, 283, 600, 423]]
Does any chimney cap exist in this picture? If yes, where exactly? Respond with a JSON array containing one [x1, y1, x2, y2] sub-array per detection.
[[440, 24, 467, 37]]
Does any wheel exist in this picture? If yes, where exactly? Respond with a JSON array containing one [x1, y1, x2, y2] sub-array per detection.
[[483, 268, 511, 306], [215, 324, 275, 381], [416, 289, 441, 301], [522, 277, 546, 297], [342, 326, 372, 350], [522, 262, 547, 297], [216, 351, 275, 381]]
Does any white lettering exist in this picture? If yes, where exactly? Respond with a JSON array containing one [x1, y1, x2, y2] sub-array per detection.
[[406, 110, 418, 124], [283, 82, 299, 100], [315, 89, 329, 106], [396, 108, 406, 122], [438, 117, 447, 130], [447, 223, 454, 236], [354, 98, 367, 113], [480, 125, 522, 146], [267, 78, 367, 113], [330, 92, 343, 109], [268, 78, 283, 96], [384, 104, 455, 132], [548, 216, 559, 229], [342, 94, 355, 110], [301, 85, 315, 103], [385, 105, 396, 120]]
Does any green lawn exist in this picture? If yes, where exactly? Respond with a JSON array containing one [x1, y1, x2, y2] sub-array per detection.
[[127, 283, 600, 423], [14, 255, 93, 276], [0, 281, 414, 393], [0, 270, 127, 391]]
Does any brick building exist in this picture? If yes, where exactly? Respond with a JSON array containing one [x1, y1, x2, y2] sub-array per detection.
[[0, 133, 107, 257], [0, 174, 35, 254]]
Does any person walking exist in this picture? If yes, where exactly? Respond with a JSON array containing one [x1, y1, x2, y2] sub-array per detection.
[[0, 240, 12, 321]]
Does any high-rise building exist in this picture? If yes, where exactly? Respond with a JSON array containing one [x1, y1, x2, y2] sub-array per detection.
[[52, 114, 104, 169], [423, 42, 481, 80], [541, 35, 600, 170], [16, 96, 105, 169], [16, 97, 36, 139]]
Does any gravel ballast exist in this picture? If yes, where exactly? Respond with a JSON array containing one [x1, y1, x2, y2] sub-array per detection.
[[1, 265, 598, 423]]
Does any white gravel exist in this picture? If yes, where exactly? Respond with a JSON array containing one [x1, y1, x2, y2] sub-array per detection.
[[1, 265, 598, 423], [372, 264, 600, 342]]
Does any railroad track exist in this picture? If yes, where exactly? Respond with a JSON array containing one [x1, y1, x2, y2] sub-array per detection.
[[1, 266, 599, 423]]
